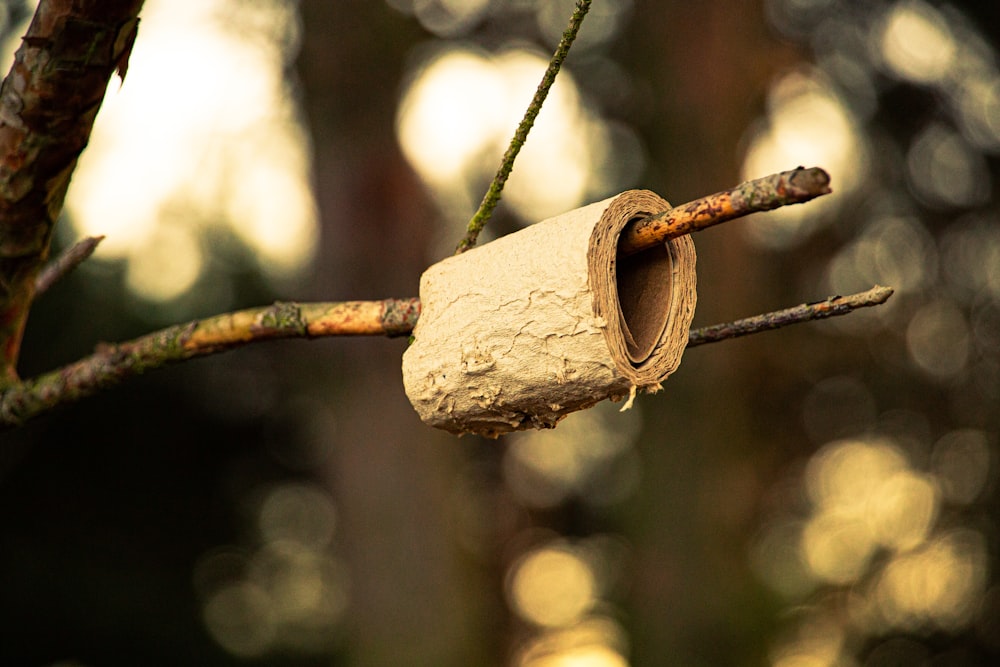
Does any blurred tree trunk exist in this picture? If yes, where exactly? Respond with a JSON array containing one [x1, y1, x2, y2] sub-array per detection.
[[621, 1, 804, 663], [295, 2, 494, 664]]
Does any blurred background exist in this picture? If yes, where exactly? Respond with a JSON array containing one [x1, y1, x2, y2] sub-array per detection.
[[0, 0, 998, 664]]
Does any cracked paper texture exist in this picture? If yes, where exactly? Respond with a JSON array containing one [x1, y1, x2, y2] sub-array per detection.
[[402, 193, 694, 437]]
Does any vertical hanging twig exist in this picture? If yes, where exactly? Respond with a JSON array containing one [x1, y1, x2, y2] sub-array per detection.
[[454, 0, 593, 255]]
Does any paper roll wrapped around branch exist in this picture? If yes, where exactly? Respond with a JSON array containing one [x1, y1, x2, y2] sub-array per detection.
[[402, 190, 697, 438]]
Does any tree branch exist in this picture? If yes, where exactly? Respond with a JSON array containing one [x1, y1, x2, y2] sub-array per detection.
[[454, 0, 592, 254], [685, 285, 894, 347], [618, 166, 831, 257], [0, 298, 421, 427], [0, 0, 143, 385], [34, 235, 104, 296]]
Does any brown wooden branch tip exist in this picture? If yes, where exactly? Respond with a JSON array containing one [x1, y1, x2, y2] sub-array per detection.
[[618, 166, 831, 257]]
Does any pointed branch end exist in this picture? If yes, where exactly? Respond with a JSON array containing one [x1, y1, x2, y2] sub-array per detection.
[[687, 284, 895, 348], [34, 235, 106, 296]]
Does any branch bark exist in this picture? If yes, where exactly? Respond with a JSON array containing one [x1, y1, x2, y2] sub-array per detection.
[[0, 299, 421, 427], [685, 285, 894, 347], [618, 166, 831, 257], [34, 234, 104, 296], [0, 0, 143, 385]]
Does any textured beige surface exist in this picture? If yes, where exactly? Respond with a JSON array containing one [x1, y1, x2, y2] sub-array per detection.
[[402, 190, 697, 437]]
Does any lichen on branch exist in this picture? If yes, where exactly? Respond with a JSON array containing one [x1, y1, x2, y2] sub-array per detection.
[[0, 298, 421, 427], [454, 0, 593, 255]]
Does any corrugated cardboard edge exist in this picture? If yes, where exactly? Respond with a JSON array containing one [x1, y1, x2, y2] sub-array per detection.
[[590, 190, 697, 387]]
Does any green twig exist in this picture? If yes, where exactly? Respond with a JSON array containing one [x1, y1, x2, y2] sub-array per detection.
[[454, 0, 593, 254]]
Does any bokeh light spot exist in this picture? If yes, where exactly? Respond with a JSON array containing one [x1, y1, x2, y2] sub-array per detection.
[[409, 0, 490, 37], [515, 615, 629, 667], [930, 429, 992, 505], [742, 69, 865, 249], [66, 0, 318, 304], [508, 546, 597, 628], [396, 47, 506, 188], [906, 299, 970, 379], [865, 470, 938, 551], [503, 403, 639, 508], [906, 123, 990, 208], [799, 439, 940, 583], [536, 0, 633, 51], [940, 216, 1000, 301], [246, 541, 349, 651], [876, 529, 987, 631], [877, 1, 956, 85], [203, 581, 277, 658], [750, 520, 815, 598], [825, 215, 936, 298], [124, 222, 203, 302], [770, 613, 845, 667], [257, 482, 338, 549], [956, 74, 1000, 152], [800, 510, 875, 584], [396, 42, 635, 249], [496, 50, 591, 220], [521, 643, 627, 667], [805, 438, 908, 511], [199, 479, 348, 657]]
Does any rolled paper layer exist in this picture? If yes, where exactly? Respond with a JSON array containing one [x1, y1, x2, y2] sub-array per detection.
[[402, 190, 697, 437]]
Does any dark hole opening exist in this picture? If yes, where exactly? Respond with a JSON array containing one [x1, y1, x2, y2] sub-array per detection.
[[616, 225, 673, 364]]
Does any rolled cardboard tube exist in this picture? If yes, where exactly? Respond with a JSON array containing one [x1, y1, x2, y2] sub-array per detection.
[[402, 190, 697, 437]]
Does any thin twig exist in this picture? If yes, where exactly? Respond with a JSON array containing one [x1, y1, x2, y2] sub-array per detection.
[[619, 166, 831, 257], [34, 236, 105, 296], [0, 298, 420, 427], [686, 286, 894, 347], [454, 0, 592, 254]]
